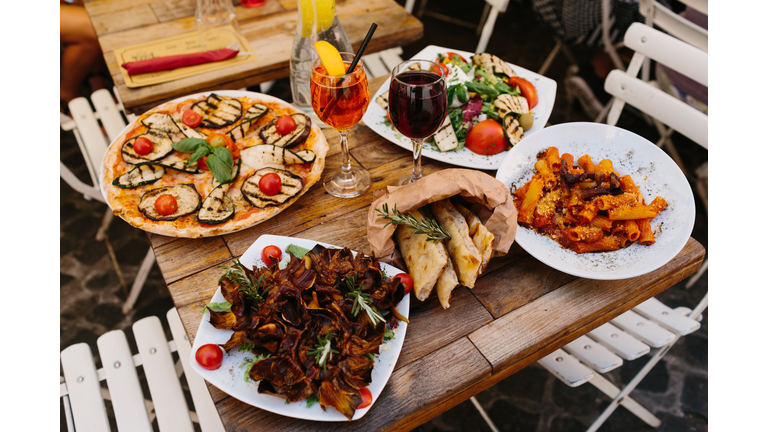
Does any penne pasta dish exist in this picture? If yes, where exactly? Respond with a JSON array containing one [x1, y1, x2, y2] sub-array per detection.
[[512, 146, 667, 253]]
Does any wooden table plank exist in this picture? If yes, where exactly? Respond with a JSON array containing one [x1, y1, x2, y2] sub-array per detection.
[[468, 237, 705, 374], [153, 236, 233, 284]]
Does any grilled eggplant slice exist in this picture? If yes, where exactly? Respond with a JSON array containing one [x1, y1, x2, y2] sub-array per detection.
[[502, 113, 524, 147], [154, 152, 200, 173], [112, 164, 165, 188], [141, 113, 182, 134], [259, 113, 311, 148], [191, 94, 243, 128], [471, 53, 515, 79], [121, 130, 175, 164], [138, 184, 201, 221], [494, 94, 529, 118], [198, 183, 235, 224], [433, 116, 458, 152], [241, 168, 304, 208], [240, 145, 316, 169], [177, 121, 206, 139], [228, 104, 269, 141]]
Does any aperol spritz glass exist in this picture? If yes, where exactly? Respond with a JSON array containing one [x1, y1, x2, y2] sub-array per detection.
[[310, 53, 371, 197]]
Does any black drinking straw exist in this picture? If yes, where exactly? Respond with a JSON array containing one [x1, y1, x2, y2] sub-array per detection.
[[319, 23, 378, 119]]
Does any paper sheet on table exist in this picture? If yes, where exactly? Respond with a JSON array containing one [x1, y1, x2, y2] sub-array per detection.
[[114, 26, 257, 88], [366, 168, 518, 268]]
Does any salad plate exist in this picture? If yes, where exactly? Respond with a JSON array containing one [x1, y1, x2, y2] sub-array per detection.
[[495, 122, 696, 280], [189, 234, 410, 421], [362, 45, 557, 170]]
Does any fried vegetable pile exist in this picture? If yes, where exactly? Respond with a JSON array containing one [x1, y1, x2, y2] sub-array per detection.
[[208, 244, 405, 419]]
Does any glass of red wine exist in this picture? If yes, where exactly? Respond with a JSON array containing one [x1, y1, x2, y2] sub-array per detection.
[[388, 59, 448, 185]]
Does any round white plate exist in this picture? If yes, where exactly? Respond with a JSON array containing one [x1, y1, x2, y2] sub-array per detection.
[[189, 234, 410, 421], [495, 122, 696, 280], [362, 45, 557, 170]]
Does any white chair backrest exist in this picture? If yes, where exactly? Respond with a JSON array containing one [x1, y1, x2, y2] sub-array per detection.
[[639, 0, 708, 52], [604, 23, 708, 149], [475, 0, 510, 53]]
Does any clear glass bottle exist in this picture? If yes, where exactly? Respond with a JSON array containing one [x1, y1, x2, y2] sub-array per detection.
[[290, 0, 353, 126], [195, 0, 240, 50]]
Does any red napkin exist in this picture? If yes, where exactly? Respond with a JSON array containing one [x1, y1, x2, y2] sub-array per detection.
[[121, 48, 239, 76]]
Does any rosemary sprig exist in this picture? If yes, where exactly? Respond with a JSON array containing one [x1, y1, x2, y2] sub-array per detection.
[[307, 330, 339, 372], [217, 260, 270, 308], [375, 203, 451, 243], [345, 275, 386, 327]]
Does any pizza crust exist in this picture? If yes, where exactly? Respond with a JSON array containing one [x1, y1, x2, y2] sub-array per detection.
[[100, 91, 328, 238]]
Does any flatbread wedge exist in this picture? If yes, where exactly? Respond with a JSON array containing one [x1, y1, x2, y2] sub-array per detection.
[[455, 203, 495, 275], [394, 209, 449, 301], [435, 254, 460, 309], [430, 199, 483, 288]]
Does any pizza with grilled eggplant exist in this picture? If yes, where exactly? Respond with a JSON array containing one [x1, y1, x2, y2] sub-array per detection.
[[101, 91, 328, 238]]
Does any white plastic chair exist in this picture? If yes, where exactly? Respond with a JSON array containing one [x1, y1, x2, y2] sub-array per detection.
[[60, 308, 225, 432], [60, 88, 155, 314]]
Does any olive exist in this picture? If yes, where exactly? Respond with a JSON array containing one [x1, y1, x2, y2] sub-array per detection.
[[519, 112, 534, 131]]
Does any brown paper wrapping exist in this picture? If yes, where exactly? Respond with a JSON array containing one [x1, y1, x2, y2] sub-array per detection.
[[366, 168, 518, 267]]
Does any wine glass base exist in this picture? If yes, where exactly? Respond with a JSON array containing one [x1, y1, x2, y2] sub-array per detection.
[[396, 174, 422, 186], [324, 168, 371, 198]]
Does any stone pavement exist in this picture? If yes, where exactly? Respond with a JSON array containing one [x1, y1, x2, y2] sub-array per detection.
[[60, 1, 707, 430]]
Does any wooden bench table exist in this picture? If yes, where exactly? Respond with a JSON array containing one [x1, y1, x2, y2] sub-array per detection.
[[147, 75, 706, 431], [83, 0, 423, 115]]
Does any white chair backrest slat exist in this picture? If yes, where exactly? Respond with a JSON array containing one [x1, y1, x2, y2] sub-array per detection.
[[166, 309, 226, 432], [379, 47, 406, 72], [623, 23, 707, 87], [563, 335, 623, 374], [91, 89, 128, 142], [361, 53, 390, 79], [133, 316, 195, 432], [633, 297, 701, 336], [96, 330, 154, 432], [604, 70, 708, 149], [639, 0, 708, 52], [611, 310, 676, 348], [538, 349, 594, 387], [68, 97, 109, 187], [60, 343, 111, 432], [588, 322, 650, 361]]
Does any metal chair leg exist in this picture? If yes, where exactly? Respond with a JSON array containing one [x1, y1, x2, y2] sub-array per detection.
[[122, 248, 155, 314], [469, 396, 500, 432]]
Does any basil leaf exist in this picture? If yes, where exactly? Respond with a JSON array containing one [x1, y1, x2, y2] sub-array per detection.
[[188, 146, 211, 167], [286, 244, 310, 259], [446, 85, 456, 106], [211, 146, 234, 168], [465, 82, 499, 98], [456, 86, 469, 104], [200, 301, 231, 313], [173, 138, 208, 153], [495, 81, 515, 95], [206, 148, 234, 184]]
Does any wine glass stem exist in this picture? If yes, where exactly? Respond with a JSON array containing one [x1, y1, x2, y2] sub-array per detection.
[[411, 138, 423, 182], [339, 130, 354, 182]]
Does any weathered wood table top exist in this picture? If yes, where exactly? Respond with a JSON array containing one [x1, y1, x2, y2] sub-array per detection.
[[83, 0, 423, 115], [147, 75, 706, 431]]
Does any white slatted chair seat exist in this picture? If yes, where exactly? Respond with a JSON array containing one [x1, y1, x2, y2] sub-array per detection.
[[61, 88, 154, 315], [588, 321, 651, 360], [611, 309, 676, 348], [562, 335, 623, 373], [538, 349, 594, 388], [60, 309, 225, 432]]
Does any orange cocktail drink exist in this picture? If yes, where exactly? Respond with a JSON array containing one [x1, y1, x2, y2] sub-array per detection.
[[310, 61, 370, 130]]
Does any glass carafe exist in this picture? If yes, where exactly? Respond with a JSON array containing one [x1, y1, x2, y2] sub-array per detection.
[[290, 0, 353, 126]]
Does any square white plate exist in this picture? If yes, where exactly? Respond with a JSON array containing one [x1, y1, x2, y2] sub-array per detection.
[[188, 234, 410, 421], [362, 45, 557, 170]]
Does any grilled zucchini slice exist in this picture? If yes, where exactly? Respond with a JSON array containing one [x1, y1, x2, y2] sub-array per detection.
[[241, 168, 304, 208], [375, 92, 388, 109], [191, 94, 243, 128], [112, 164, 165, 188], [141, 113, 182, 134], [433, 116, 458, 152], [471, 53, 515, 79], [121, 130, 175, 164], [494, 94, 529, 118], [198, 184, 235, 225], [227, 104, 269, 141], [138, 184, 201, 221], [502, 113, 525, 147], [258, 113, 311, 148], [240, 145, 316, 169]]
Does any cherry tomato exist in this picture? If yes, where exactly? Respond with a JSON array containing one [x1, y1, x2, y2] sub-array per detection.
[[275, 115, 297, 135], [226, 141, 240, 159], [182, 109, 202, 128], [445, 51, 467, 63], [154, 194, 178, 216], [429, 62, 449, 78], [195, 344, 224, 370], [357, 387, 372, 410], [207, 133, 232, 149], [465, 119, 509, 156], [394, 273, 414, 296], [507, 77, 538, 109], [258, 172, 282, 196], [261, 245, 282, 266], [133, 137, 154, 156], [385, 108, 394, 125], [197, 155, 209, 171]]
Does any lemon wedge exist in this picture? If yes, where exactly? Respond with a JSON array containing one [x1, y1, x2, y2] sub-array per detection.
[[314, 41, 346, 76], [300, 0, 336, 37]]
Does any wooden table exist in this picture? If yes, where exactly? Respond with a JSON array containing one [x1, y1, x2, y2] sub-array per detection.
[[83, 0, 423, 115], [147, 75, 706, 431]]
